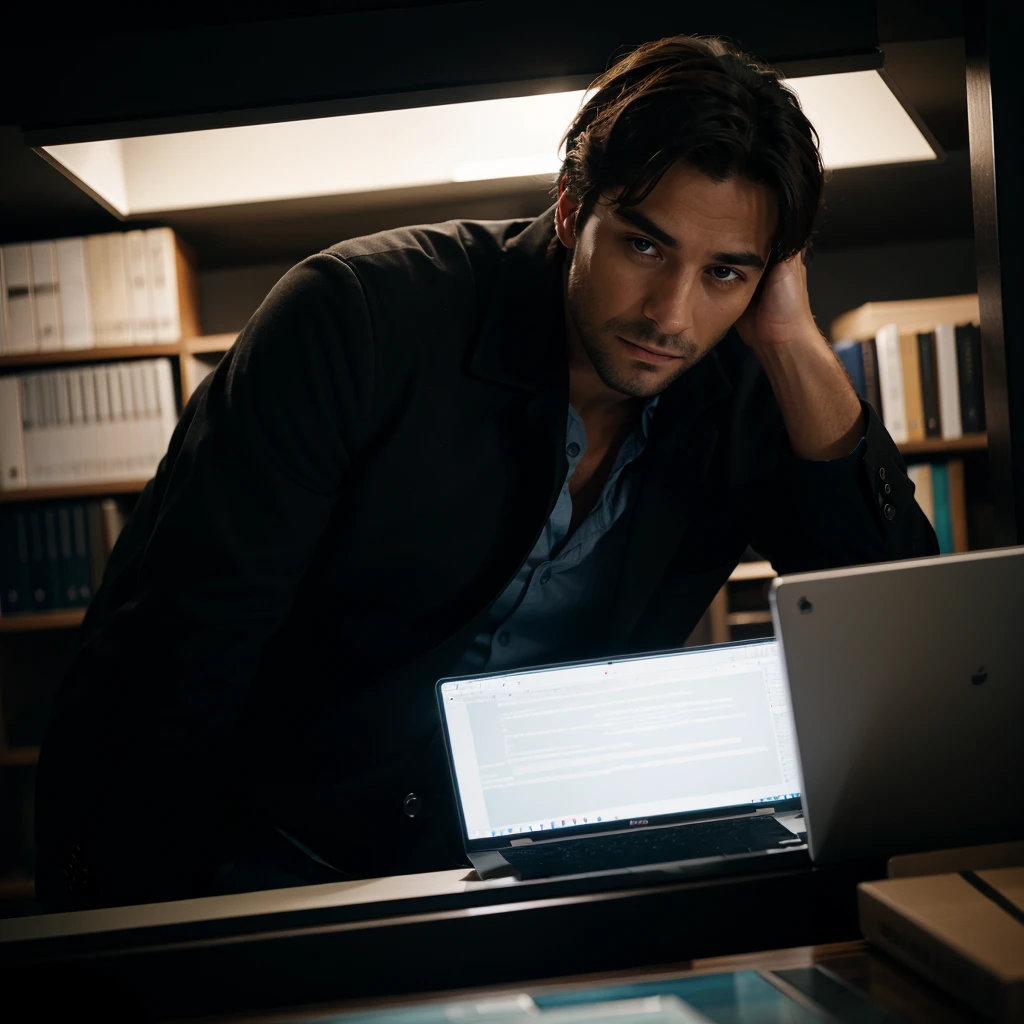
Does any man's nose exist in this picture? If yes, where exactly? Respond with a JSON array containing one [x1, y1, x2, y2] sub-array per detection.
[[641, 273, 697, 339]]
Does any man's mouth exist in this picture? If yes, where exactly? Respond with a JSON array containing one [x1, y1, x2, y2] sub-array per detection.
[[617, 337, 681, 364]]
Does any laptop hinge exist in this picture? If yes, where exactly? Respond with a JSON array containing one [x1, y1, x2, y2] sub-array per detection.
[[505, 807, 778, 847]]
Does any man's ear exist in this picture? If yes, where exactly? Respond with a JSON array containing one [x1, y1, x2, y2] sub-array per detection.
[[555, 177, 580, 250]]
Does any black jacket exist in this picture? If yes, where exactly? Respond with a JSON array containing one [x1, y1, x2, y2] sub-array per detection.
[[35, 206, 938, 909]]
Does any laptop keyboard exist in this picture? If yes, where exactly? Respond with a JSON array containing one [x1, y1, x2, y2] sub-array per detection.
[[501, 815, 801, 880]]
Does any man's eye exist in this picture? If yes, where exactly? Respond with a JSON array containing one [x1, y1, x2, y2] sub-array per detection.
[[628, 237, 658, 258], [709, 266, 742, 284]]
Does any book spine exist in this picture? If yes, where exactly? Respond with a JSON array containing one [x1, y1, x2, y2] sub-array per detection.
[[833, 340, 867, 398], [917, 332, 941, 438], [874, 324, 908, 443], [0, 246, 8, 354], [934, 322, 963, 440], [946, 457, 969, 552], [899, 331, 926, 442], [3, 244, 37, 353], [147, 228, 180, 343], [0, 377, 27, 490], [56, 504, 76, 608], [859, 338, 883, 420], [30, 241, 62, 351], [125, 229, 156, 345], [931, 462, 953, 554], [0, 508, 33, 615], [85, 500, 106, 594], [71, 502, 92, 604], [858, 889, 1002, 1021], [107, 233, 133, 345], [906, 463, 935, 531], [956, 323, 986, 434], [54, 237, 95, 350], [85, 235, 109, 346]]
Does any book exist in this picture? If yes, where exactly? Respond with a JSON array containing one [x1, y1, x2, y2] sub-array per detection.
[[85, 234, 111, 346], [898, 331, 926, 442], [956, 323, 986, 434], [147, 227, 201, 343], [947, 457, 969, 553], [858, 868, 1024, 1023], [106, 233, 133, 346], [931, 462, 954, 554], [934, 322, 963, 440], [859, 337, 883, 420], [0, 246, 7, 354], [125, 230, 156, 344], [833, 339, 866, 398], [831, 293, 980, 341], [2, 244, 36, 354], [54, 236, 94, 350], [0, 508, 32, 616], [906, 464, 934, 530], [55, 505, 76, 607], [917, 332, 941, 438], [0, 376, 27, 490], [30, 241, 61, 351], [874, 323, 907, 443]]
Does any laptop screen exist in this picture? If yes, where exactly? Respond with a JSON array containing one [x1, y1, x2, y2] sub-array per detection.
[[438, 639, 800, 843]]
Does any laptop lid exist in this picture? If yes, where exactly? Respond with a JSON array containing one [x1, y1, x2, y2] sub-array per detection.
[[770, 546, 1024, 864], [436, 638, 801, 853]]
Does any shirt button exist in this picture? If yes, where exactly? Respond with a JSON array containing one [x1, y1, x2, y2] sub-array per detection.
[[539, 568, 552, 585], [566, 441, 581, 458], [497, 631, 510, 647], [402, 793, 422, 818], [884, 503, 896, 521]]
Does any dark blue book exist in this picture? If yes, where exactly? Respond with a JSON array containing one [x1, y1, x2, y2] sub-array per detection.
[[955, 323, 986, 433], [833, 339, 867, 399], [56, 505, 76, 608], [72, 503, 93, 605], [0, 508, 32, 616], [28, 509, 53, 610]]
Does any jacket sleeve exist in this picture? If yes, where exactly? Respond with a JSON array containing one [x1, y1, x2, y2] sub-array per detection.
[[35, 253, 376, 910], [748, 398, 940, 574]]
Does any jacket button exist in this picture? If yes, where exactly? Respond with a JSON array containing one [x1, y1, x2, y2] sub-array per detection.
[[884, 503, 896, 520], [883, 482, 891, 494], [403, 793, 422, 818], [879, 467, 886, 481]]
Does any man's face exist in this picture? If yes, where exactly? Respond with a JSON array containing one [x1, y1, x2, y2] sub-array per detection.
[[557, 160, 779, 398]]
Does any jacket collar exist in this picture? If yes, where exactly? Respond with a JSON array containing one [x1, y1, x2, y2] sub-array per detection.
[[469, 202, 735, 424]]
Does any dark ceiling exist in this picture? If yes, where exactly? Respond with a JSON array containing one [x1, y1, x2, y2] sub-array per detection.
[[0, 2, 974, 268]]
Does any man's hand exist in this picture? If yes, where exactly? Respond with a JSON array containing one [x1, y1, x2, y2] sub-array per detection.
[[732, 245, 864, 460], [734, 246, 820, 352]]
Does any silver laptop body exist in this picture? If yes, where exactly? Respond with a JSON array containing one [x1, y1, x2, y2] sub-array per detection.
[[769, 546, 1024, 864], [437, 638, 806, 881]]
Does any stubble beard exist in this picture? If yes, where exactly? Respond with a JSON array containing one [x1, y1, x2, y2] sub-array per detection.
[[566, 281, 703, 400]]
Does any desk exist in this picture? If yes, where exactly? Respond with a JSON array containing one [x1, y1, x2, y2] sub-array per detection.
[[238, 940, 984, 1023], [0, 857, 888, 1021]]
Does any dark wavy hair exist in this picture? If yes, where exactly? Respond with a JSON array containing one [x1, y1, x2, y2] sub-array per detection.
[[556, 34, 829, 272]]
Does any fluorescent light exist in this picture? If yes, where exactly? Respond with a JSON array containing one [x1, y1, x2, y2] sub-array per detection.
[[41, 70, 936, 217]]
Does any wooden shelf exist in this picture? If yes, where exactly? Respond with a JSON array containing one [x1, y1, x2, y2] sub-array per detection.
[[897, 433, 987, 456], [0, 344, 181, 369], [0, 870, 35, 901], [184, 333, 237, 354], [725, 610, 773, 627], [0, 609, 85, 633], [0, 746, 40, 767], [0, 479, 148, 503], [728, 561, 776, 583]]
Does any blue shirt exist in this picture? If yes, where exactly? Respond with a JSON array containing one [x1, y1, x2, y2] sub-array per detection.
[[450, 398, 660, 675]]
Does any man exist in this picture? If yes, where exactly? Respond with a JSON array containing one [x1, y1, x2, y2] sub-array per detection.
[[36, 34, 938, 910]]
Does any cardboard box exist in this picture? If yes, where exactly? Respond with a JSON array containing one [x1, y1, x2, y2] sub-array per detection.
[[859, 867, 1024, 1022]]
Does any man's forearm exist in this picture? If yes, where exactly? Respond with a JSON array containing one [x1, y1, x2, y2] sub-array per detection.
[[753, 326, 865, 461]]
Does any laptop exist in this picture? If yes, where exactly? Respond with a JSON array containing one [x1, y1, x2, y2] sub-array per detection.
[[436, 638, 808, 881], [770, 545, 1024, 865]]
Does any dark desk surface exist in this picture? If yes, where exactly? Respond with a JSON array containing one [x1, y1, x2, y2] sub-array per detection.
[[233, 940, 986, 1024], [0, 856, 894, 1021]]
